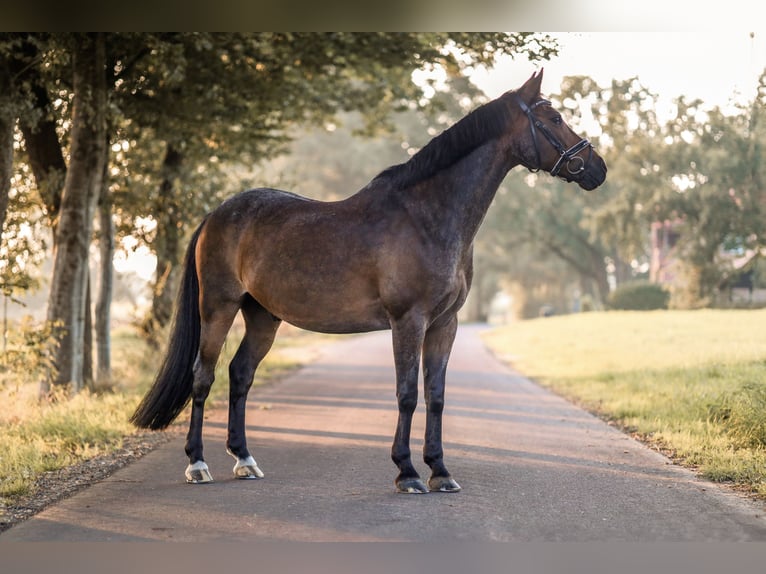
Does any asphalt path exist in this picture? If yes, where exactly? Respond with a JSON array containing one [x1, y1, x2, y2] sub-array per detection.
[[3, 325, 766, 541]]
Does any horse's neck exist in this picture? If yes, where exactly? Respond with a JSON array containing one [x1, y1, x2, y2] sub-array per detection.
[[406, 141, 515, 247]]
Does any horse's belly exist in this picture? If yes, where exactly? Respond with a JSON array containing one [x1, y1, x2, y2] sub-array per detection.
[[283, 315, 390, 335], [250, 285, 390, 335]]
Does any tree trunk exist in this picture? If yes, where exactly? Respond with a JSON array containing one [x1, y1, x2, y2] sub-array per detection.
[[0, 111, 12, 240], [16, 40, 67, 228], [0, 63, 13, 239], [144, 143, 183, 344], [95, 149, 114, 388], [590, 252, 611, 306], [83, 275, 94, 388], [43, 34, 107, 395]]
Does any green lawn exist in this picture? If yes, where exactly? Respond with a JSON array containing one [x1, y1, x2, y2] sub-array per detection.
[[482, 309, 766, 496]]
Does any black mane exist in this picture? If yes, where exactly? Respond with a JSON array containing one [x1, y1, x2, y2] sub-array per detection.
[[372, 91, 516, 189]]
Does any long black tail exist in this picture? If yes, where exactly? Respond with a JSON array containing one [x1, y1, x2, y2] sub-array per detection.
[[130, 217, 209, 430]]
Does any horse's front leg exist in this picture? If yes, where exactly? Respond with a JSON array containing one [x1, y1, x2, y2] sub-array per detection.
[[422, 315, 461, 492], [390, 313, 428, 493]]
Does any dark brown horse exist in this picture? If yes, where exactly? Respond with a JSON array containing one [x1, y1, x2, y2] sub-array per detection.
[[131, 70, 607, 493]]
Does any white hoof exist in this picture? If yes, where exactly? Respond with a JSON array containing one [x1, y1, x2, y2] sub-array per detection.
[[185, 461, 214, 484], [233, 455, 264, 479]]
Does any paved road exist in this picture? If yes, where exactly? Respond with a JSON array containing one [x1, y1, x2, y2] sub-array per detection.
[[2, 325, 766, 541]]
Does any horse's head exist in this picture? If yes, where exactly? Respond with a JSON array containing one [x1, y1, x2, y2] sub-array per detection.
[[510, 70, 607, 191]]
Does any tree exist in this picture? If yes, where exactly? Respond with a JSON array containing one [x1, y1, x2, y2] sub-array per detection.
[[200, 64, 766, 319], [473, 77, 619, 312], [1, 33, 559, 392], [572, 68, 766, 308], [592, 72, 766, 307], [0, 35, 29, 252], [95, 152, 113, 387], [43, 33, 107, 393], [106, 32, 559, 337], [7, 34, 69, 230], [0, 34, 50, 318], [0, 83, 12, 242]]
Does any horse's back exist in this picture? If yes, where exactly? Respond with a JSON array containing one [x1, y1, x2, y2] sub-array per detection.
[[215, 187, 318, 218]]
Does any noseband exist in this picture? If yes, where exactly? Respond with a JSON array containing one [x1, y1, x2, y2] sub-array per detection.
[[516, 97, 593, 178]]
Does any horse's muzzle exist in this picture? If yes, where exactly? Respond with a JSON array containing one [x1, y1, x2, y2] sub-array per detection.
[[577, 155, 607, 191]]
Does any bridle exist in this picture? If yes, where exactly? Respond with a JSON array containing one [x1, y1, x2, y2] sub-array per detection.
[[516, 96, 593, 179]]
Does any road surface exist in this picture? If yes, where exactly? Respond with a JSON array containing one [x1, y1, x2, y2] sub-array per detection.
[[2, 325, 765, 541]]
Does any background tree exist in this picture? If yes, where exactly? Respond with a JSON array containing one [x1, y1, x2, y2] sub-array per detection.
[[0, 53, 13, 236], [106, 32, 559, 338], [1, 34, 53, 354], [1, 32, 559, 393], [43, 33, 107, 393], [8, 34, 69, 231], [474, 76, 621, 315], [664, 84, 766, 306], [5, 33, 766, 392], [590, 72, 766, 307]]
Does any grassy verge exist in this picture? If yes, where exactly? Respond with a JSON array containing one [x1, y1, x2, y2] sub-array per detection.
[[481, 309, 766, 497], [0, 321, 332, 506]]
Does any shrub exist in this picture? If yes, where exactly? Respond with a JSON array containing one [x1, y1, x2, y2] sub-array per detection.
[[607, 281, 670, 311], [709, 382, 766, 448], [0, 317, 60, 391]]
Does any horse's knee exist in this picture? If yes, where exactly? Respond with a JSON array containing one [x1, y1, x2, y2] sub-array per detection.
[[427, 395, 445, 415], [397, 390, 418, 414]]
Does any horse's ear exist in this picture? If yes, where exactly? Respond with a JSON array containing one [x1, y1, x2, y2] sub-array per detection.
[[518, 69, 544, 101]]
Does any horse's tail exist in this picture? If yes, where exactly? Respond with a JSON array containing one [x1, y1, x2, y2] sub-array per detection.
[[130, 216, 209, 430]]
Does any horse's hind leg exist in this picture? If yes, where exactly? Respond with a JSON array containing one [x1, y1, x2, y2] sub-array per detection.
[[422, 315, 461, 492], [184, 300, 240, 484], [226, 295, 281, 479]]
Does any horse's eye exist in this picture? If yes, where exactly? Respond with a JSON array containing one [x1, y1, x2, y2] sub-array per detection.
[[552, 114, 563, 126]]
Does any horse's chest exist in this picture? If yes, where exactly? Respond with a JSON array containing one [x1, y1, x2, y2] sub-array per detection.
[[380, 250, 467, 313]]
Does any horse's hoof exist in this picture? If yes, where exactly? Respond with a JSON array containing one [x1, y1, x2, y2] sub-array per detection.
[[396, 477, 429, 494], [428, 475, 462, 492], [185, 461, 214, 484], [233, 455, 264, 479]]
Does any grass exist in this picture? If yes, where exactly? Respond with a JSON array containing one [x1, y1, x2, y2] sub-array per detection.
[[7, 307, 764, 506], [0, 320, 332, 507], [0, 390, 138, 498], [482, 309, 766, 497]]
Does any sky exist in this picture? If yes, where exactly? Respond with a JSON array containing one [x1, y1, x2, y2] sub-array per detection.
[[474, 32, 766, 113]]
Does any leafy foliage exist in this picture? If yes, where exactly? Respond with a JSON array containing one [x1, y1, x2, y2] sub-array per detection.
[[107, 32, 558, 234], [606, 281, 669, 310], [590, 72, 766, 307], [1, 32, 560, 385], [0, 317, 60, 392], [4, 33, 766, 392]]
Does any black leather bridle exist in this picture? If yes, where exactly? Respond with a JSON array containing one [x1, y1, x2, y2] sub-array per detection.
[[516, 96, 593, 178]]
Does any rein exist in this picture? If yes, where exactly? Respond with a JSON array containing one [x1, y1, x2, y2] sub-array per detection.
[[516, 96, 593, 178]]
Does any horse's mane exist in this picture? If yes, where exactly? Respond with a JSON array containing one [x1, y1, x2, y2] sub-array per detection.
[[372, 91, 516, 190]]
